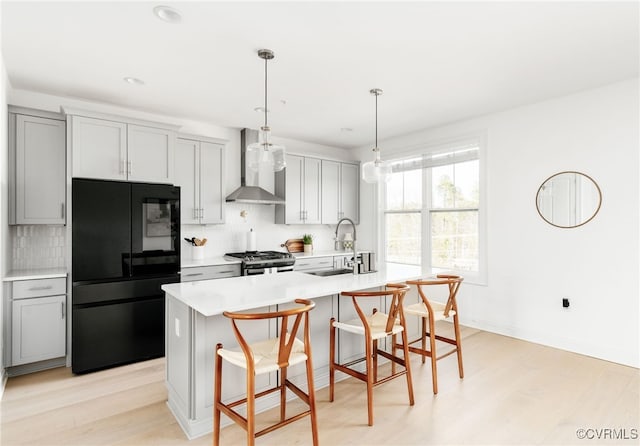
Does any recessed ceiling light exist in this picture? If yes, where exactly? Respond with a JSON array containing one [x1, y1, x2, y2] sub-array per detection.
[[254, 106, 269, 113], [153, 5, 182, 24], [123, 77, 145, 86]]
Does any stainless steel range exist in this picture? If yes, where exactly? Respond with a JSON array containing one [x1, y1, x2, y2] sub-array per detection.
[[224, 251, 296, 276]]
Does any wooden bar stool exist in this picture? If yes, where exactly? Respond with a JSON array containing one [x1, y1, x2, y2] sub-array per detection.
[[404, 274, 464, 394], [213, 299, 318, 446], [329, 283, 414, 426]]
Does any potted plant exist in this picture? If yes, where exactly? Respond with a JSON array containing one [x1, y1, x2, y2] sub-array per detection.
[[302, 234, 313, 253]]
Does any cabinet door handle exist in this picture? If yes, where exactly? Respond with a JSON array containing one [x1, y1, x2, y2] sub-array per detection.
[[28, 285, 52, 291], [61, 203, 65, 219], [216, 270, 235, 274], [120, 160, 125, 174], [184, 273, 204, 277], [127, 160, 132, 175], [61, 302, 65, 319], [199, 208, 204, 219]]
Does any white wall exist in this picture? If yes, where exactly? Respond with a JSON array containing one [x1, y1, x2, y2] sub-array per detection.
[[358, 78, 639, 367]]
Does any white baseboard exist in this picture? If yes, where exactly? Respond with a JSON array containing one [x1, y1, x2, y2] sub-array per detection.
[[459, 317, 639, 369]]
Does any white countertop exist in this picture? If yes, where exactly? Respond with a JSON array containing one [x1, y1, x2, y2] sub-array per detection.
[[3, 268, 68, 281], [161, 263, 423, 317]]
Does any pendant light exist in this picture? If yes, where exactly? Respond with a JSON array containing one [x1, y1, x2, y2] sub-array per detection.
[[362, 88, 392, 183], [246, 49, 286, 172]]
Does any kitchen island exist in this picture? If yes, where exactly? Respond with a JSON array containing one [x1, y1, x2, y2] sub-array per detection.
[[161, 264, 422, 439]]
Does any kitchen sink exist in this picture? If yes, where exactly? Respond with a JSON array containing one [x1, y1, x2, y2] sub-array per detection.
[[305, 268, 354, 277]]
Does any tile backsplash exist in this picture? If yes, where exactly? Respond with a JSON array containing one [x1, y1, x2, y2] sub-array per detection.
[[11, 225, 66, 270]]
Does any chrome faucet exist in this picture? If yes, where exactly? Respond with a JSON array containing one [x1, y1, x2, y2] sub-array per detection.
[[335, 217, 358, 274]]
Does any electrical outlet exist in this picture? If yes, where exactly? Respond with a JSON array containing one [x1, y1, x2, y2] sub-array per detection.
[[562, 298, 570, 308]]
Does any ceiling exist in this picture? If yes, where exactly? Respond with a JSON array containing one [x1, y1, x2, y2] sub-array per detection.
[[2, 1, 638, 149]]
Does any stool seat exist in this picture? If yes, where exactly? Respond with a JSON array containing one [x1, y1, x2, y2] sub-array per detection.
[[404, 301, 456, 321], [332, 311, 404, 339], [217, 335, 307, 375]]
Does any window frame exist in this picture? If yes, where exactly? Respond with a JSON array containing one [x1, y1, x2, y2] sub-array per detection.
[[379, 133, 487, 285]]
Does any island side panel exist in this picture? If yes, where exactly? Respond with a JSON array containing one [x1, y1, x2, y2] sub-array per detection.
[[166, 295, 193, 425], [283, 294, 336, 390]]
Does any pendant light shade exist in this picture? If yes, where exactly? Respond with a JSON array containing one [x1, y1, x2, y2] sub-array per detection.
[[362, 88, 392, 183], [246, 49, 286, 172]]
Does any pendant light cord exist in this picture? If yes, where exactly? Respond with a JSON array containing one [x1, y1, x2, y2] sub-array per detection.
[[375, 92, 378, 150], [264, 56, 268, 129]]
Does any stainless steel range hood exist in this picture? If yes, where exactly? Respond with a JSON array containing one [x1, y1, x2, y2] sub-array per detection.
[[225, 129, 285, 205]]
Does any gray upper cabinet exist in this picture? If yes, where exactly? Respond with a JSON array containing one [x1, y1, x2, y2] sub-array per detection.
[[67, 110, 177, 184], [127, 124, 175, 183], [175, 135, 225, 224], [9, 109, 66, 225], [70, 116, 127, 181], [275, 154, 322, 224], [321, 160, 360, 224]]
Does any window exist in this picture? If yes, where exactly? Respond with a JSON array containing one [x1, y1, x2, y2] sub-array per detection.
[[381, 137, 484, 281]]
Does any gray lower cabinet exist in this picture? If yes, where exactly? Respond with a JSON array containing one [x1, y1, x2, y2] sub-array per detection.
[[8, 277, 67, 367], [181, 264, 240, 282], [9, 108, 66, 225], [292, 256, 334, 272]]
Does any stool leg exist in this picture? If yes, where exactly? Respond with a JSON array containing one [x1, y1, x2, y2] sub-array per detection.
[[365, 337, 374, 426], [373, 339, 378, 383], [280, 367, 287, 422], [400, 326, 415, 406], [421, 317, 427, 364], [246, 367, 255, 446], [453, 313, 464, 379], [329, 318, 336, 402], [305, 355, 319, 446], [429, 316, 438, 395], [391, 333, 397, 375], [213, 344, 223, 446]]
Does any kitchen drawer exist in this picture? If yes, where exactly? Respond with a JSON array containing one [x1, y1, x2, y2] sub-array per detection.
[[293, 257, 334, 272], [13, 277, 66, 299], [181, 264, 241, 282]]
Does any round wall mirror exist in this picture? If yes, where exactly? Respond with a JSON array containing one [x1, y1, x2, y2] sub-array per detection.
[[536, 171, 602, 228]]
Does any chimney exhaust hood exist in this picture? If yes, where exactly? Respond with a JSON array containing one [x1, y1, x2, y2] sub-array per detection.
[[225, 129, 285, 205]]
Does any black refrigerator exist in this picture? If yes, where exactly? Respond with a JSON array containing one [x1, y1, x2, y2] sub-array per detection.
[[71, 178, 180, 374]]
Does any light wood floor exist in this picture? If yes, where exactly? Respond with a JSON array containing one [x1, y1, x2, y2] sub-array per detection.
[[1, 326, 638, 445]]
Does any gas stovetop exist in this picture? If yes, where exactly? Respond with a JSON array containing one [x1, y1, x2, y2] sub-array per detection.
[[224, 250, 295, 267]]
